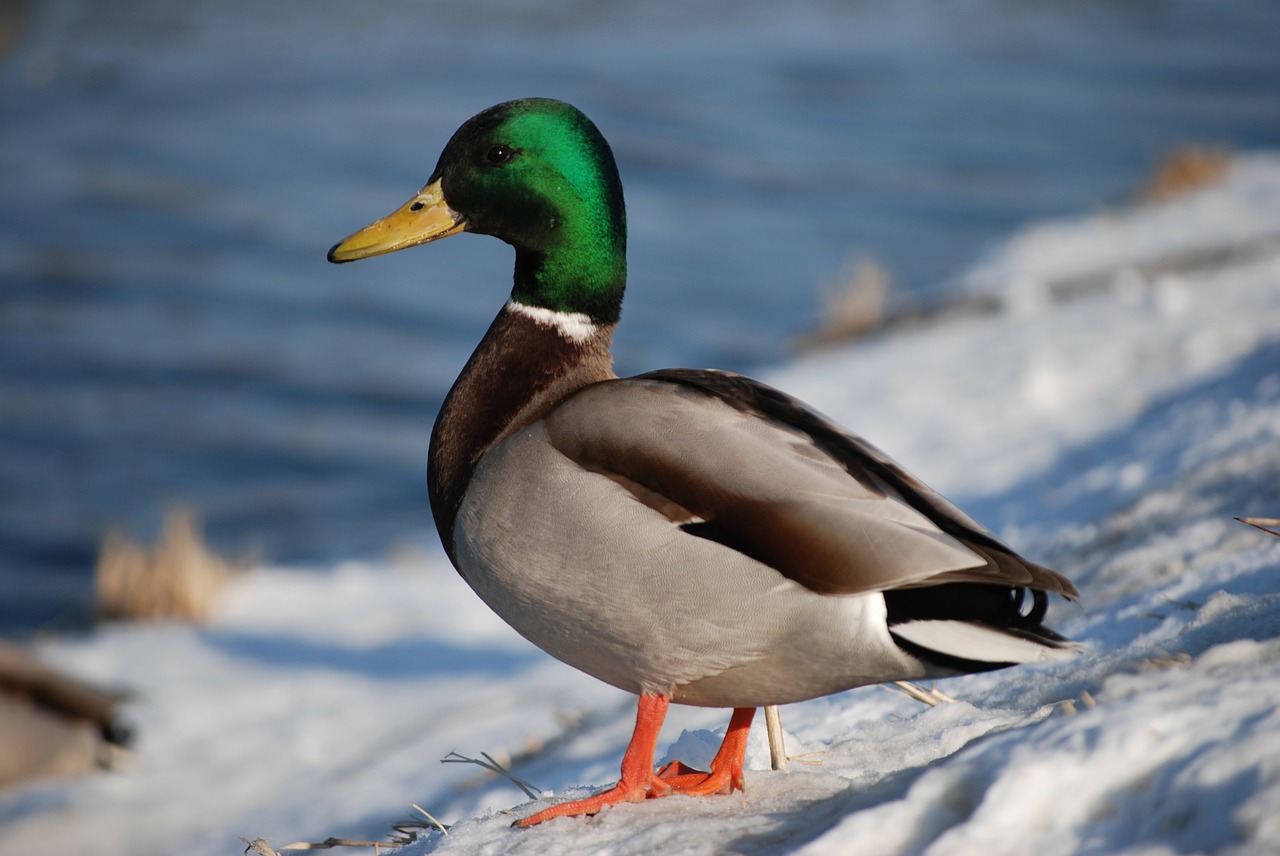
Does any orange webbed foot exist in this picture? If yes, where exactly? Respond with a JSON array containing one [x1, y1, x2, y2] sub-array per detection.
[[517, 694, 673, 827], [656, 761, 745, 796], [659, 706, 755, 796], [516, 769, 673, 826], [515, 702, 757, 827]]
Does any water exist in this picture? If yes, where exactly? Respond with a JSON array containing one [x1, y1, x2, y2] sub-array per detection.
[[2, 0, 1278, 634]]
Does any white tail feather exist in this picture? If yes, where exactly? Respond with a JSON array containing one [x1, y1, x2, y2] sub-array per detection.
[[891, 620, 1080, 664]]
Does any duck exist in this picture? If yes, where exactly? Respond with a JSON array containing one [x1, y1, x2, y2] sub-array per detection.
[[327, 97, 1079, 827]]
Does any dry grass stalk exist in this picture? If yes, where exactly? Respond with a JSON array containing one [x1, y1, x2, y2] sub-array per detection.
[[410, 804, 449, 836], [1138, 146, 1231, 203], [1058, 691, 1098, 717], [243, 835, 400, 855], [242, 804, 451, 856], [794, 255, 891, 350], [1236, 516, 1280, 538], [96, 507, 242, 622], [764, 705, 787, 771], [886, 680, 958, 706], [784, 752, 826, 766], [1140, 653, 1193, 672], [442, 750, 542, 799]]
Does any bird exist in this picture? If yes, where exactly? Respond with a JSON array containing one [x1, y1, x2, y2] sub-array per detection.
[[327, 97, 1079, 827]]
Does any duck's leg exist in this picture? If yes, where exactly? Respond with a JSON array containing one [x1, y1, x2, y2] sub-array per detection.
[[517, 693, 674, 827], [657, 706, 755, 796]]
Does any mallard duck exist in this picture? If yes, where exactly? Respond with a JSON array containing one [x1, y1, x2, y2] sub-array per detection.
[[328, 98, 1078, 827]]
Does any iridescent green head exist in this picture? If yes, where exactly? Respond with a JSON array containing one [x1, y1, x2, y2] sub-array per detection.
[[329, 98, 627, 324]]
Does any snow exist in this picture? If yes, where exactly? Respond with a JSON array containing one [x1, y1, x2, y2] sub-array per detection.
[[3, 156, 1280, 856]]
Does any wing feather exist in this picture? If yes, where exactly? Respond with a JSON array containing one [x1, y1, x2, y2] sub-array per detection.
[[543, 370, 1076, 600]]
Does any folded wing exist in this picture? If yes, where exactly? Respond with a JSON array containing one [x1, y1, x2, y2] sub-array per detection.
[[544, 369, 1077, 602]]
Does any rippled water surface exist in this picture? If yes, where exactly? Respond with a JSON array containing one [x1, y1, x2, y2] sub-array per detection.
[[3, 0, 1279, 632]]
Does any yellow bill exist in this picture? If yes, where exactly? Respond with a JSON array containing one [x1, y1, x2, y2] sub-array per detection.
[[327, 178, 466, 263]]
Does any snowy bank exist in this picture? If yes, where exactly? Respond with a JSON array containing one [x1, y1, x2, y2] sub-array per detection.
[[2, 155, 1280, 856]]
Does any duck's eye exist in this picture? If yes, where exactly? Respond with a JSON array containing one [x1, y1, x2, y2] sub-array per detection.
[[486, 144, 514, 164]]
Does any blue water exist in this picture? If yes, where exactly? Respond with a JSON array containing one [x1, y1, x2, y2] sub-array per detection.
[[2, 0, 1279, 634]]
